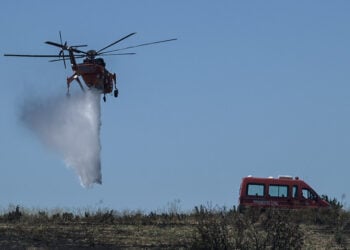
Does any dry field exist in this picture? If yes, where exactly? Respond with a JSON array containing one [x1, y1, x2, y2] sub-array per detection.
[[0, 205, 349, 249]]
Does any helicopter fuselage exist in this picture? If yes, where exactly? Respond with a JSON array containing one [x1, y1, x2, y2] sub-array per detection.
[[68, 60, 116, 95]]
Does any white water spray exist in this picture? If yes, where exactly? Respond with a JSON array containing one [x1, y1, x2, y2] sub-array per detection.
[[20, 90, 102, 187]]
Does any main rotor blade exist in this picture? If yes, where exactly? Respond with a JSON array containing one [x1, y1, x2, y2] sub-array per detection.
[[72, 45, 88, 48], [4, 54, 66, 58], [49, 55, 85, 62], [100, 38, 177, 54], [70, 48, 87, 54], [101, 52, 136, 56], [97, 32, 136, 53]]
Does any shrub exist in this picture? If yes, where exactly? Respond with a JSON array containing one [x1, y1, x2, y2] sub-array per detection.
[[6, 206, 22, 222], [192, 205, 234, 249], [62, 212, 74, 222], [321, 195, 343, 210], [262, 209, 304, 249], [192, 206, 304, 249]]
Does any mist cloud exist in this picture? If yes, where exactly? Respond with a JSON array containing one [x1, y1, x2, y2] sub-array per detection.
[[20, 90, 102, 187]]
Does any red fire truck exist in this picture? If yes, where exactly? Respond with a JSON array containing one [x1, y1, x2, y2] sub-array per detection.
[[238, 176, 330, 211]]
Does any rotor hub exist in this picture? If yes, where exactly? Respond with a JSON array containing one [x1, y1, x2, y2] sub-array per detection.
[[86, 50, 97, 60]]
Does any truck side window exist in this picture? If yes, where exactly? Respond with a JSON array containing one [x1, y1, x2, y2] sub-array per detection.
[[293, 185, 298, 198], [269, 184, 289, 198], [302, 188, 317, 200], [247, 184, 265, 197]]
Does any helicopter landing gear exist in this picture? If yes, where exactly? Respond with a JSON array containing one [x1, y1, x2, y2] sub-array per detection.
[[113, 73, 118, 98]]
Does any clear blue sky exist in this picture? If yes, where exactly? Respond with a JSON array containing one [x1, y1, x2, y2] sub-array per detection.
[[1, 1, 349, 212]]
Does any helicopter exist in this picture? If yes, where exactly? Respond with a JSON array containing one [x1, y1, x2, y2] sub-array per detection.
[[4, 32, 177, 102]]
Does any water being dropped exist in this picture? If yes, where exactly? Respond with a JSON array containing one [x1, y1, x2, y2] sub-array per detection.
[[20, 90, 102, 187]]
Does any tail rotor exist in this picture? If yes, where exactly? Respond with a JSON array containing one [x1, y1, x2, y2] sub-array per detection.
[[59, 31, 67, 68], [45, 31, 88, 67]]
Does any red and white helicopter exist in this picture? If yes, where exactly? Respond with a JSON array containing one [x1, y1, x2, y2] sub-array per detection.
[[4, 32, 176, 102]]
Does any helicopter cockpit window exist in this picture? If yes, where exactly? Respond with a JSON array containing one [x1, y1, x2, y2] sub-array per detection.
[[95, 58, 106, 67], [83, 58, 94, 64]]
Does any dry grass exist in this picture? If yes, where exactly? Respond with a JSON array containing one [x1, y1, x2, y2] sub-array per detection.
[[0, 205, 349, 249]]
